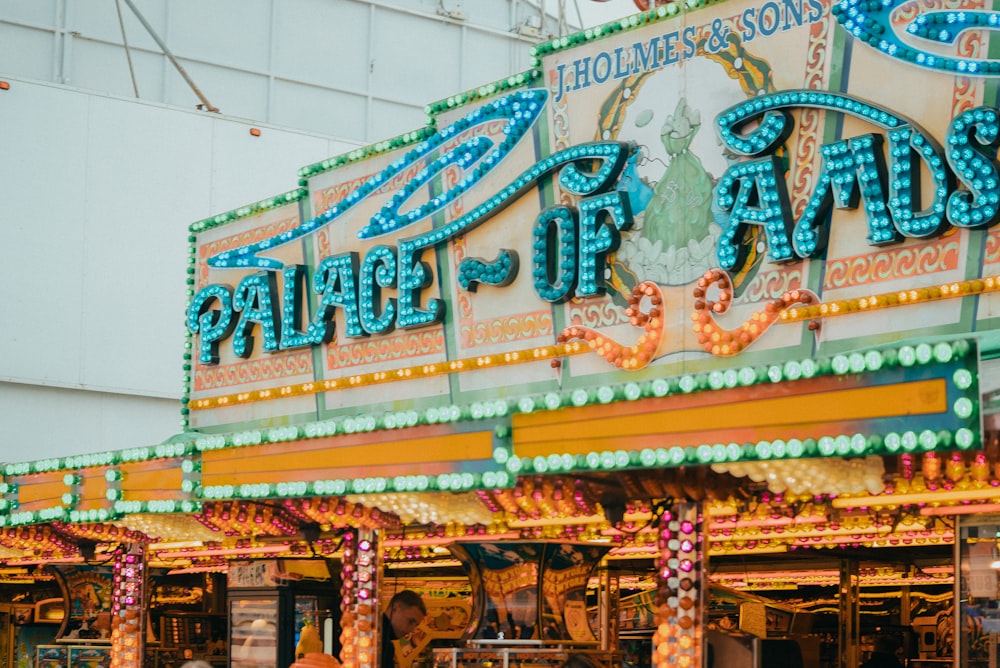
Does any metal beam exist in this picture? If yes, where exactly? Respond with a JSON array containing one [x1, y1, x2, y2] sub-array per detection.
[[120, 0, 219, 113]]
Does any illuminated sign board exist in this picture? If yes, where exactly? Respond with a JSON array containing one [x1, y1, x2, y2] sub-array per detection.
[[185, 0, 999, 435]]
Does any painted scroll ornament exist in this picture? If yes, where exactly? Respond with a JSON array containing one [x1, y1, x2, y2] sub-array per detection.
[[558, 281, 667, 370], [692, 269, 820, 357]]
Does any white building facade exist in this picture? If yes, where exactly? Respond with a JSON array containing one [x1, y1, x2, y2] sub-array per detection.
[[0, 0, 610, 461]]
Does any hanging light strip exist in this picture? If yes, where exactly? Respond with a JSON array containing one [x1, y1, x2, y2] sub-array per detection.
[[189, 341, 587, 410], [780, 276, 1000, 323], [919, 502, 1000, 516], [712, 566, 954, 590], [166, 565, 228, 575], [154, 544, 293, 559], [833, 485, 1000, 509]]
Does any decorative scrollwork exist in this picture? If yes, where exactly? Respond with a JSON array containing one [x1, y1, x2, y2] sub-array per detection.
[[692, 269, 819, 356]]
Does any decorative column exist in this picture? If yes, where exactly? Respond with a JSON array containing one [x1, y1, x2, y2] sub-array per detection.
[[839, 559, 860, 668], [652, 502, 706, 668], [339, 527, 381, 668], [598, 564, 618, 651], [109, 542, 147, 668]]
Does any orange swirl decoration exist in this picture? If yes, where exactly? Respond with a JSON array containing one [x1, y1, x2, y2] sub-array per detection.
[[558, 281, 665, 370], [692, 269, 820, 356], [986, 228, 1000, 265]]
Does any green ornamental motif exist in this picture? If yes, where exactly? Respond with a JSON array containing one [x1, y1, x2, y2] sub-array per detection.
[[641, 97, 714, 253]]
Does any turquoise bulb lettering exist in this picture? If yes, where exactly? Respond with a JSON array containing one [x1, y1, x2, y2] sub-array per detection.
[[232, 272, 281, 358], [187, 284, 236, 365], [315, 253, 364, 340], [359, 246, 398, 335], [946, 106, 1000, 229], [577, 191, 633, 296], [714, 156, 795, 271], [280, 265, 326, 349], [532, 206, 579, 303]]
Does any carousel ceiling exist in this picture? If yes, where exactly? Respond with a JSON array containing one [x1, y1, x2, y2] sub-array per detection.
[[0, 445, 992, 578]]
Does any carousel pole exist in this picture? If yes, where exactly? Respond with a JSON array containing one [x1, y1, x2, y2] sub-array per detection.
[[598, 562, 619, 652], [652, 501, 706, 668], [109, 542, 148, 668], [339, 526, 382, 668], [838, 559, 860, 668]]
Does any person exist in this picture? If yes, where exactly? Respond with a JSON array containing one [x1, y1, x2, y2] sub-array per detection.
[[559, 655, 602, 668], [180, 662, 213, 668], [861, 635, 904, 668], [381, 590, 427, 668]]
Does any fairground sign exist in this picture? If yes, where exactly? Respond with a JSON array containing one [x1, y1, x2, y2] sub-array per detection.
[[185, 0, 997, 434]]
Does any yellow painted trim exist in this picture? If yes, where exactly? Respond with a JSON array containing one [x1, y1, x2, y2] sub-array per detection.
[[201, 430, 493, 486], [513, 378, 947, 457], [120, 468, 183, 492], [13, 478, 65, 507]]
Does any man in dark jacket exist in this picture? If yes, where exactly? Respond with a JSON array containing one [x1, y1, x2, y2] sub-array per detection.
[[380, 590, 426, 668]]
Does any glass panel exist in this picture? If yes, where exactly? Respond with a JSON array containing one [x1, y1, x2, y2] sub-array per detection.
[[231, 598, 279, 668], [959, 515, 1000, 667]]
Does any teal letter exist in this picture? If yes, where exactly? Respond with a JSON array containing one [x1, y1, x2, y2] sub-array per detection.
[[314, 253, 364, 340], [886, 125, 952, 239], [946, 106, 1000, 229], [359, 245, 398, 335], [577, 192, 632, 297], [233, 272, 281, 358], [715, 156, 794, 272], [532, 206, 579, 303], [187, 284, 236, 365], [396, 242, 444, 329], [794, 134, 894, 257], [279, 264, 327, 350]]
